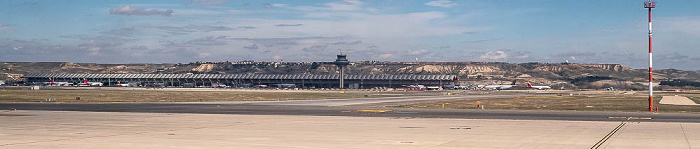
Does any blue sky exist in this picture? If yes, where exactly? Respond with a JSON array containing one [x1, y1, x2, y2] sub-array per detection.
[[1, 0, 700, 70]]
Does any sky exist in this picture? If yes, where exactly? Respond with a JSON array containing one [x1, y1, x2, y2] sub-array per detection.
[[1, 0, 700, 70]]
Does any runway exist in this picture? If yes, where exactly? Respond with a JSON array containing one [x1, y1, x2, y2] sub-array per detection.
[[2, 110, 699, 149], [2, 95, 699, 123]]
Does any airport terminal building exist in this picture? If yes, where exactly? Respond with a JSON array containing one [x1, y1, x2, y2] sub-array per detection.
[[23, 73, 457, 89]]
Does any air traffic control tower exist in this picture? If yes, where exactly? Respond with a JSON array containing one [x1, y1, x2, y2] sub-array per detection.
[[334, 54, 349, 88]]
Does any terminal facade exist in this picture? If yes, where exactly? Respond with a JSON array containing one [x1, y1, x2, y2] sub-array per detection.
[[23, 73, 457, 89]]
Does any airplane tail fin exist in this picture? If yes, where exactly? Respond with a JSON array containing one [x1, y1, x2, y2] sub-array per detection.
[[511, 80, 516, 85], [527, 81, 532, 88], [118, 81, 122, 86], [83, 78, 89, 85], [49, 77, 55, 84]]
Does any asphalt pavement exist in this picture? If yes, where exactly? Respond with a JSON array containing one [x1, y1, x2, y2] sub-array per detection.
[[1, 95, 699, 123]]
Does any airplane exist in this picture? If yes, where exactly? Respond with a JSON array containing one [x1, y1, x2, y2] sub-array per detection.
[[44, 77, 68, 86], [527, 82, 551, 90], [77, 78, 103, 86], [402, 85, 426, 89], [117, 81, 129, 87], [213, 82, 230, 88], [484, 80, 516, 90]]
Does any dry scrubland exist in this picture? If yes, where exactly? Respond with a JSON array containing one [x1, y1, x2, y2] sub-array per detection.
[[401, 91, 700, 113], [0, 89, 400, 102]]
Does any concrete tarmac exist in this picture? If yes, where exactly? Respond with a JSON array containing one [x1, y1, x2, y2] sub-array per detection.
[[1, 110, 698, 149], [660, 96, 699, 106]]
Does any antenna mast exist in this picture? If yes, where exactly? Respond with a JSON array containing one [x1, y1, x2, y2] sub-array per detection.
[[644, 0, 656, 112]]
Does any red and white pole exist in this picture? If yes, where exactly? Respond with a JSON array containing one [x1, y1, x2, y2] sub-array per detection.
[[645, 1, 655, 112]]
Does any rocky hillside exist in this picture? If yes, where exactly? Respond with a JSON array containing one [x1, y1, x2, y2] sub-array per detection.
[[2, 61, 699, 89]]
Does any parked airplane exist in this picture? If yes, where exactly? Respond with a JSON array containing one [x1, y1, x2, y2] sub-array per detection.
[[213, 82, 230, 88], [43, 78, 71, 86], [484, 81, 516, 90], [117, 81, 129, 87], [402, 85, 426, 89], [527, 82, 551, 90], [77, 78, 103, 86]]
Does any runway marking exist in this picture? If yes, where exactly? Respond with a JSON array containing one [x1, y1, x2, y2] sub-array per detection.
[[342, 110, 392, 113], [607, 117, 652, 120], [591, 122, 626, 149]]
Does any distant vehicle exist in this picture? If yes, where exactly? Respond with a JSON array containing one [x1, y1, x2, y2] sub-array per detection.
[[254, 84, 268, 88], [0, 81, 4, 86], [527, 82, 551, 90], [484, 80, 516, 90]]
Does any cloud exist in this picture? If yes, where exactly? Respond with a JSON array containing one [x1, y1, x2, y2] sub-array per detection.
[[185, 0, 228, 6], [425, 0, 456, 8], [407, 49, 429, 56], [186, 36, 229, 46], [158, 25, 234, 35], [197, 52, 211, 58], [480, 51, 508, 61], [663, 16, 700, 37], [243, 44, 258, 50], [0, 24, 12, 32], [262, 3, 288, 8], [237, 26, 256, 29], [379, 53, 393, 58], [324, 0, 363, 11], [275, 0, 363, 11], [101, 27, 137, 37], [332, 40, 362, 45], [109, 5, 174, 16], [408, 11, 446, 20], [550, 52, 595, 60], [437, 46, 450, 49], [274, 24, 304, 27], [301, 45, 328, 52]]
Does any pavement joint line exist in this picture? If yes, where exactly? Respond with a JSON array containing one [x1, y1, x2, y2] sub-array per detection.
[[591, 122, 626, 149], [680, 124, 693, 149]]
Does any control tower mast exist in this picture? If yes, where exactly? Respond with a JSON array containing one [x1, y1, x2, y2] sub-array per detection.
[[334, 54, 349, 88]]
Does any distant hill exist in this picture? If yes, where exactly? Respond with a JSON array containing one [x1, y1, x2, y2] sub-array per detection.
[[2, 62, 699, 89]]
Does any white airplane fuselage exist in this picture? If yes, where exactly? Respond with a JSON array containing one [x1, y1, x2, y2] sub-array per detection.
[[484, 85, 514, 90]]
